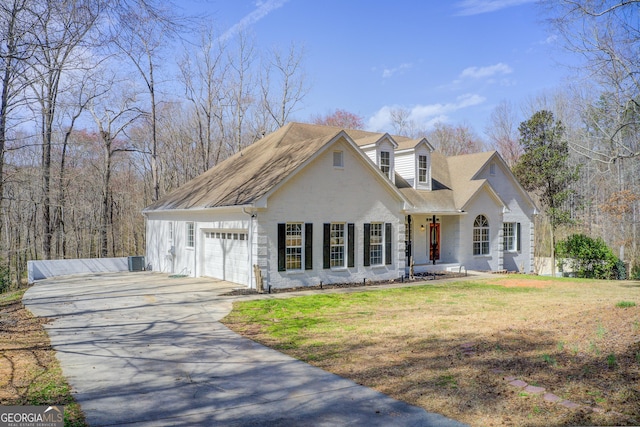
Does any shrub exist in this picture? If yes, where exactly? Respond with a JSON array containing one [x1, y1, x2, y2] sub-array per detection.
[[631, 264, 640, 280], [0, 261, 10, 294], [556, 234, 621, 280]]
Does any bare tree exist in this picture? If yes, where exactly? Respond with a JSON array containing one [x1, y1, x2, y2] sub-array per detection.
[[106, 0, 182, 202], [311, 109, 365, 129], [260, 42, 308, 128], [0, 0, 33, 213], [427, 122, 485, 156], [89, 86, 142, 257], [178, 28, 229, 172], [546, 0, 640, 163], [228, 31, 256, 154], [28, 0, 100, 259], [486, 100, 522, 167]]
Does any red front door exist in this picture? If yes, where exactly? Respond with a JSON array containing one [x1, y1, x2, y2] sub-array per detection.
[[430, 223, 440, 261]]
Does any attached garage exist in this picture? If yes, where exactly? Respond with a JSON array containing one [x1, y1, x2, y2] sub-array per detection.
[[202, 231, 250, 286]]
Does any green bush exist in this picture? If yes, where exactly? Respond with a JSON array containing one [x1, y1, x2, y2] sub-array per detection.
[[0, 261, 10, 293], [556, 234, 621, 280], [631, 264, 640, 280]]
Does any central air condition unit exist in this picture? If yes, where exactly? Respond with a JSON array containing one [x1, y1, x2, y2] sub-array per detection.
[[128, 256, 145, 272]]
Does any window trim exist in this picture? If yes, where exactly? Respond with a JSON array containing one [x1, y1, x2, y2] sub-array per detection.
[[364, 222, 392, 267], [333, 151, 344, 168], [418, 155, 428, 184], [503, 222, 521, 252], [285, 223, 303, 271], [473, 215, 490, 256], [278, 223, 312, 272], [380, 151, 391, 179], [329, 223, 346, 268], [186, 222, 195, 249]]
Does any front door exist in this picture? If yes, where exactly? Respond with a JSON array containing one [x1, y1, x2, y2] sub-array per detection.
[[429, 223, 440, 262]]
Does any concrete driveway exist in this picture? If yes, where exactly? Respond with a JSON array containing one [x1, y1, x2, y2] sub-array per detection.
[[23, 272, 467, 427]]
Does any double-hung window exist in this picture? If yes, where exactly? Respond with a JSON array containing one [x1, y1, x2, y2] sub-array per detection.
[[418, 155, 428, 184], [278, 223, 313, 271], [285, 223, 303, 270], [503, 222, 521, 252], [473, 215, 489, 255], [380, 151, 390, 178], [369, 223, 384, 265], [364, 222, 392, 266], [323, 223, 354, 269], [330, 223, 345, 268], [186, 222, 195, 248]]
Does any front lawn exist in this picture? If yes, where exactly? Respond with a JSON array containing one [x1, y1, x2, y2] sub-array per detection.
[[222, 275, 640, 426]]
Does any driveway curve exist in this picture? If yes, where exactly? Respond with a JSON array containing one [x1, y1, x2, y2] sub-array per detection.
[[23, 272, 467, 427]]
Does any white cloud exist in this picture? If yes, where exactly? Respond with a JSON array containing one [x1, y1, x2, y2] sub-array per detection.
[[382, 63, 412, 78], [219, 0, 289, 42], [454, 0, 536, 16], [366, 94, 486, 132], [460, 63, 513, 79]]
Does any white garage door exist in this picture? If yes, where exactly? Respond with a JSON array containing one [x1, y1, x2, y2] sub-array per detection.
[[203, 231, 249, 286]]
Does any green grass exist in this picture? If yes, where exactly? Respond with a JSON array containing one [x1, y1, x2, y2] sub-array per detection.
[[223, 274, 640, 427], [227, 280, 539, 348], [616, 301, 636, 308], [0, 288, 26, 304]]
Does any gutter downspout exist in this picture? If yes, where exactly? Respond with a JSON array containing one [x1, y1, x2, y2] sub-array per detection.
[[242, 207, 256, 289]]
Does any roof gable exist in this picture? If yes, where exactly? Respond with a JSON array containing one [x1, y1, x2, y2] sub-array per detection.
[[395, 137, 434, 153], [144, 123, 341, 211], [144, 123, 410, 212]]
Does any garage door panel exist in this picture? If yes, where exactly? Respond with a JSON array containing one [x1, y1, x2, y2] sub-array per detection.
[[203, 232, 249, 286]]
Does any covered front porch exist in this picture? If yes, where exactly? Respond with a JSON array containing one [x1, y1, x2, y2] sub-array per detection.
[[404, 213, 465, 275]]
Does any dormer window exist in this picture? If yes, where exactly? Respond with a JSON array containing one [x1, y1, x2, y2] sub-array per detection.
[[418, 155, 428, 183], [380, 151, 390, 178]]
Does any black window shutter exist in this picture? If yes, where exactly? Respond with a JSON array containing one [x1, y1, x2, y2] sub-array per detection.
[[516, 223, 521, 252], [277, 223, 286, 271], [305, 223, 313, 270], [348, 223, 355, 268], [385, 223, 392, 265], [363, 223, 371, 266], [323, 223, 330, 269]]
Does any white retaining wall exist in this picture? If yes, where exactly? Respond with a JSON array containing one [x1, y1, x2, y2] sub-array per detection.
[[27, 257, 130, 283]]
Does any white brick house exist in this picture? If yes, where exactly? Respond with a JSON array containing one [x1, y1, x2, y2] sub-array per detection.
[[143, 122, 537, 289]]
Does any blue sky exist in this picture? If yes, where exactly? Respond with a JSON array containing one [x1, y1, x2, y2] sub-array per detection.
[[181, 0, 567, 138]]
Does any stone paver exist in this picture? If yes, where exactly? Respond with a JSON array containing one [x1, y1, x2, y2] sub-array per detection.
[[543, 393, 562, 403], [559, 400, 581, 409], [524, 385, 545, 395], [508, 379, 528, 388]]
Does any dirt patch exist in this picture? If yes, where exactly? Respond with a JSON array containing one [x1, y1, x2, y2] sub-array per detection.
[[0, 291, 87, 425]]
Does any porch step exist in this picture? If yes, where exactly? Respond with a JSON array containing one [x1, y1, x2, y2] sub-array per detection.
[[409, 263, 463, 274], [447, 265, 466, 274]]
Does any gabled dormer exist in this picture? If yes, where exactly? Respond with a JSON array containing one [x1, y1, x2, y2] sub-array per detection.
[[394, 138, 434, 190], [357, 133, 398, 184]]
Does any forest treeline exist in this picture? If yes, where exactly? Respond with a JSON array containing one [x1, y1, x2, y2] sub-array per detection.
[[1, 0, 638, 285]]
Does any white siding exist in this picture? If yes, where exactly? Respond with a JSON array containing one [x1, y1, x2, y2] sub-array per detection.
[[145, 210, 253, 282], [456, 191, 504, 272], [395, 153, 415, 186], [258, 139, 405, 289], [477, 159, 536, 272]]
